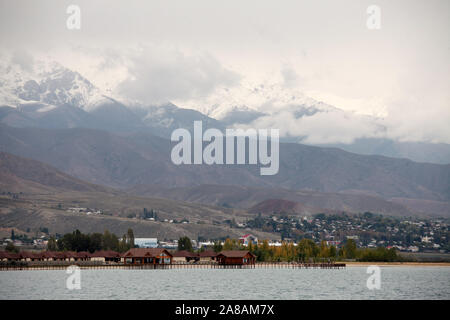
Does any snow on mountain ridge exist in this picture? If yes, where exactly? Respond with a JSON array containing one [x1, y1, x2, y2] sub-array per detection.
[[173, 78, 340, 122], [0, 57, 108, 111], [0, 55, 350, 125]]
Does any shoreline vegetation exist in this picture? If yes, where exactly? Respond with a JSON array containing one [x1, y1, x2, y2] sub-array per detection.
[[2, 229, 450, 266]]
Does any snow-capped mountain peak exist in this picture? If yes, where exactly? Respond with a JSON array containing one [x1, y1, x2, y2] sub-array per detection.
[[0, 55, 107, 111], [173, 78, 341, 124]]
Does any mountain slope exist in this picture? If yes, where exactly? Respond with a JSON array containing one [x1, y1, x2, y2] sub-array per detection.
[[0, 151, 112, 193], [320, 138, 450, 165], [248, 199, 326, 215], [0, 152, 279, 239], [127, 184, 421, 216], [1, 125, 448, 203]]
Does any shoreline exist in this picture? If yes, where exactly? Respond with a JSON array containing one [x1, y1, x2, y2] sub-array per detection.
[[344, 261, 450, 267], [1, 261, 450, 271]]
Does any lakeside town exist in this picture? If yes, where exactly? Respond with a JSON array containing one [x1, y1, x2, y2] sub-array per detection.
[[2, 220, 450, 269], [2, 210, 449, 256], [0, 229, 345, 269]]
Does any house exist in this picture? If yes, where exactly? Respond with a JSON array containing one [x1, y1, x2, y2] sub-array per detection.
[[172, 250, 199, 263], [90, 250, 121, 263], [239, 234, 258, 246], [198, 251, 217, 263], [421, 236, 433, 243], [51, 252, 67, 261], [19, 251, 41, 262], [42, 251, 90, 262], [216, 251, 256, 265], [64, 251, 78, 261], [37, 251, 54, 261], [0, 251, 19, 261], [122, 248, 172, 265], [74, 251, 91, 261], [0, 251, 8, 261]]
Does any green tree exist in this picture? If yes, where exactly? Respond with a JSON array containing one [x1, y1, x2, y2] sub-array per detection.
[[102, 230, 119, 251], [213, 240, 223, 253], [118, 234, 129, 253], [5, 241, 19, 253], [329, 245, 337, 259], [344, 239, 357, 259], [223, 238, 238, 250], [47, 236, 58, 251], [358, 247, 399, 262], [297, 238, 318, 261], [127, 228, 135, 248], [256, 240, 271, 261], [88, 233, 103, 253], [178, 236, 193, 252], [319, 240, 329, 258]]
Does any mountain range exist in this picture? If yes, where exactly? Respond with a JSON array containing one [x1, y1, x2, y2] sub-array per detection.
[[0, 57, 449, 239], [1, 57, 449, 164], [1, 124, 448, 203]]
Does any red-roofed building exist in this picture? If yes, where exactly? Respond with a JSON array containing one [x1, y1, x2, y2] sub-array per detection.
[[216, 251, 256, 265], [53, 252, 67, 261], [0, 251, 19, 261], [75, 251, 91, 261], [19, 251, 41, 262], [122, 248, 172, 265], [172, 250, 199, 263], [64, 251, 79, 261], [198, 251, 217, 262], [40, 251, 56, 261], [90, 250, 121, 263]]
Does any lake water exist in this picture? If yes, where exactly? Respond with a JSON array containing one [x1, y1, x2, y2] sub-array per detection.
[[1, 266, 449, 300]]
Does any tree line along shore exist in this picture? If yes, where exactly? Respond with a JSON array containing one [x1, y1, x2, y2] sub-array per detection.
[[0, 228, 422, 264]]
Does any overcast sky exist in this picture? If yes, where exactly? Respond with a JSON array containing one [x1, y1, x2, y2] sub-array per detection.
[[0, 0, 449, 143]]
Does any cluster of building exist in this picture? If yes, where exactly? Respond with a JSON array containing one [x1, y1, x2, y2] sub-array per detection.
[[133, 235, 260, 250], [0, 250, 122, 263], [0, 249, 257, 266], [246, 213, 449, 253], [66, 207, 103, 216]]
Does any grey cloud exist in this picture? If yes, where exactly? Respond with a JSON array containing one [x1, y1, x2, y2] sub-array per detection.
[[117, 46, 241, 104], [10, 49, 34, 73], [245, 96, 450, 145], [280, 64, 300, 88], [0, 0, 448, 144], [248, 108, 384, 145]]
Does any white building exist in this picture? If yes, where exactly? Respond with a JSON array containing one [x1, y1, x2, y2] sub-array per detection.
[[134, 238, 158, 248], [239, 234, 258, 246]]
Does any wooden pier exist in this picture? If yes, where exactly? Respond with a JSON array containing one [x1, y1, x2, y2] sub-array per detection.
[[0, 261, 345, 271]]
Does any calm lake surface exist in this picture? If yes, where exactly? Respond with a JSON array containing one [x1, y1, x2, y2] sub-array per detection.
[[1, 266, 449, 300]]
